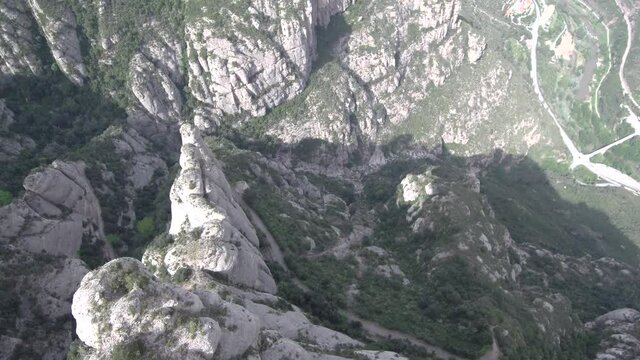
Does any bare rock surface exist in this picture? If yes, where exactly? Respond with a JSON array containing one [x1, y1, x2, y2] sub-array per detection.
[[0, 0, 42, 75], [588, 309, 640, 360], [156, 124, 276, 293], [71, 257, 383, 360], [0, 160, 108, 258], [27, 0, 86, 85]]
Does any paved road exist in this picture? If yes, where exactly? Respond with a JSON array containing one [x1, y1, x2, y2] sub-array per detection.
[[528, 0, 640, 195]]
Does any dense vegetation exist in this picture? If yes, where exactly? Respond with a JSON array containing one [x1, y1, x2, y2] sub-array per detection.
[[227, 140, 616, 359], [0, 71, 124, 196], [64, 0, 185, 107]]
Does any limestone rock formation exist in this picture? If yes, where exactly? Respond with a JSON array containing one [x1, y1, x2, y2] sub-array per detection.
[[72, 258, 221, 359], [27, 0, 86, 85], [264, 0, 490, 151], [129, 53, 182, 123], [588, 309, 640, 360], [0, 160, 108, 258], [185, 0, 316, 120], [336, 0, 483, 124], [71, 257, 370, 360], [0, 0, 42, 75], [148, 123, 276, 293], [111, 128, 168, 190]]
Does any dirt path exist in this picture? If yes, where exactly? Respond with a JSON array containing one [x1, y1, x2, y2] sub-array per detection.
[[342, 312, 470, 360]]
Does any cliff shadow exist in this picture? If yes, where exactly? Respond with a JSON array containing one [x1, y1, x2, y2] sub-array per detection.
[[313, 12, 352, 74]]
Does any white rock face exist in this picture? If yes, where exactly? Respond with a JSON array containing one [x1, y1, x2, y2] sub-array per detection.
[[266, 0, 486, 148], [130, 53, 182, 122], [245, 300, 361, 351], [161, 123, 276, 293], [72, 258, 220, 359], [112, 128, 168, 190], [27, 0, 86, 85], [0, 0, 42, 75], [71, 258, 385, 360], [0, 161, 109, 258], [589, 309, 640, 360], [336, 0, 482, 124], [186, 0, 316, 120]]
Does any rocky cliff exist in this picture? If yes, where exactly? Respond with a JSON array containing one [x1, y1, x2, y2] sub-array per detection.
[[146, 124, 276, 294], [1, 0, 640, 359], [0, 161, 109, 258]]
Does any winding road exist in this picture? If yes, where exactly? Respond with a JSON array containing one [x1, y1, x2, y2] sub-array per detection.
[[528, 0, 640, 195], [615, 0, 640, 110]]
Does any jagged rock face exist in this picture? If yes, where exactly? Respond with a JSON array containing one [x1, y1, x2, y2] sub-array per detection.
[[71, 258, 367, 360], [27, 0, 86, 85], [111, 128, 168, 191], [266, 61, 384, 145], [129, 53, 183, 122], [0, 0, 42, 75], [263, 0, 488, 150], [72, 258, 221, 359], [0, 161, 108, 257], [155, 124, 276, 293], [398, 165, 517, 283], [336, 0, 484, 124], [185, 0, 317, 120], [588, 309, 640, 360], [0, 244, 88, 360], [128, 22, 184, 139], [315, 0, 353, 27]]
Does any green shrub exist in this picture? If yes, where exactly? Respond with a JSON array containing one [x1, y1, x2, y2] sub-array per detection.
[[0, 191, 12, 206], [136, 217, 156, 240], [111, 340, 145, 360]]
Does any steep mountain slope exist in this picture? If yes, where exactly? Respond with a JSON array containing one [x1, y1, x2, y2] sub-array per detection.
[[1, 0, 640, 360]]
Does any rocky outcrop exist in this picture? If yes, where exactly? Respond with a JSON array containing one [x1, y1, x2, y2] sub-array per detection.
[[262, 0, 489, 150], [72, 258, 221, 359], [71, 257, 369, 359], [129, 53, 182, 122], [315, 0, 354, 27], [0, 160, 108, 258], [0, 0, 42, 75], [266, 61, 384, 145], [129, 22, 184, 123], [125, 22, 184, 147], [336, 0, 483, 124], [147, 123, 276, 293], [111, 128, 168, 190], [27, 0, 86, 85], [185, 0, 314, 120], [588, 309, 640, 360]]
